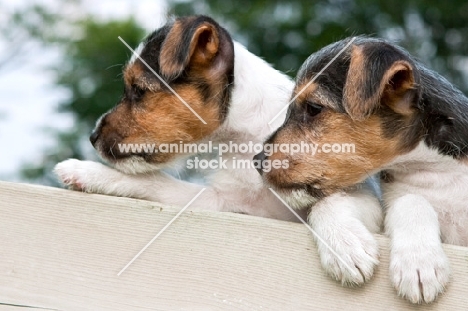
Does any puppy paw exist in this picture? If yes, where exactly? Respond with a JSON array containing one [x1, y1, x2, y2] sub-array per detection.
[[316, 220, 379, 286], [390, 245, 450, 304], [54, 159, 110, 192]]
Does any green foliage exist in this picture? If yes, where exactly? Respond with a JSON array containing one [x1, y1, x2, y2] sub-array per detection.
[[0, 0, 80, 71], [171, 0, 468, 90], [56, 18, 145, 124], [18, 12, 144, 184]]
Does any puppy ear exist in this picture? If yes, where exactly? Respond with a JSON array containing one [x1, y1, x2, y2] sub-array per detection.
[[344, 44, 420, 120], [159, 18, 220, 80]]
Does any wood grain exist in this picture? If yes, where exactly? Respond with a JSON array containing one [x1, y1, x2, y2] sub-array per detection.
[[0, 181, 467, 310]]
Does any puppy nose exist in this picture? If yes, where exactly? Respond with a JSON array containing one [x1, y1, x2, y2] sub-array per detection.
[[89, 130, 100, 146], [253, 151, 266, 175]]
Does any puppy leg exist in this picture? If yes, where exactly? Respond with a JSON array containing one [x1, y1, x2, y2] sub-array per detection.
[[385, 194, 450, 304], [308, 188, 382, 286], [54, 159, 223, 211]]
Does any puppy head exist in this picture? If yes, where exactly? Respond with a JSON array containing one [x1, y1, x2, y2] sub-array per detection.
[[260, 37, 424, 202], [91, 16, 234, 174]]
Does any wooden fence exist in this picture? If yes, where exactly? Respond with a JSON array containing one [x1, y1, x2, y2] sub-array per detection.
[[0, 181, 467, 310]]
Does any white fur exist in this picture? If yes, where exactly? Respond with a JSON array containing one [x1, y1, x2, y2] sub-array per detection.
[[381, 142, 468, 303], [307, 185, 382, 286], [54, 41, 383, 285], [55, 42, 302, 219], [283, 188, 319, 210], [56, 43, 300, 218], [129, 41, 145, 65]]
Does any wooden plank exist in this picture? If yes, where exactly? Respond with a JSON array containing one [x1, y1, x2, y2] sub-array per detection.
[[0, 181, 467, 310]]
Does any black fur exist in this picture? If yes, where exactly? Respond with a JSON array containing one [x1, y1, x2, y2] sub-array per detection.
[[139, 24, 171, 77], [297, 39, 352, 113]]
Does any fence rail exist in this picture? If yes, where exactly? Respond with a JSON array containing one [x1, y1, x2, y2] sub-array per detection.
[[0, 181, 467, 310]]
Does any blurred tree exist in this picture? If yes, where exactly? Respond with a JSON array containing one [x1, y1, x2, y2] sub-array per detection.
[[171, 0, 468, 90], [55, 18, 145, 124], [13, 4, 144, 184], [0, 0, 81, 72], [7, 0, 468, 184]]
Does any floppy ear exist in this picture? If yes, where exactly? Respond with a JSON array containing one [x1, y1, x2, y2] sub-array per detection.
[[343, 44, 420, 120], [159, 18, 220, 80]]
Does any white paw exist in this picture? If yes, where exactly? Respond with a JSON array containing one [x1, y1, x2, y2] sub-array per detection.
[[390, 244, 450, 304], [53, 159, 110, 192], [316, 219, 379, 286]]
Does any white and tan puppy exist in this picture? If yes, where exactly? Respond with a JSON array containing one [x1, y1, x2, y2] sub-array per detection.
[[258, 36, 468, 303]]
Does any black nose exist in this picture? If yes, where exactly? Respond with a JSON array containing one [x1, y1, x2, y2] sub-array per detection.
[[89, 130, 100, 146], [253, 151, 266, 175]]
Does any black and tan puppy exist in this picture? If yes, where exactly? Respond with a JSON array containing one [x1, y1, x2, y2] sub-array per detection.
[[258, 36, 468, 303]]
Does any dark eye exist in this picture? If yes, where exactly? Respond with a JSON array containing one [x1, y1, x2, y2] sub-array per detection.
[[305, 101, 323, 116], [129, 84, 146, 101]]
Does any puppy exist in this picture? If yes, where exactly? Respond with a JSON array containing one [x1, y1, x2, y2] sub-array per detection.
[[54, 15, 298, 220], [54, 16, 382, 285], [258, 36, 468, 303]]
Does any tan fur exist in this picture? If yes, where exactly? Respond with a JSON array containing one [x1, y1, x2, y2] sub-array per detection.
[[344, 46, 416, 120], [343, 46, 370, 119], [188, 25, 219, 67], [264, 43, 423, 194], [123, 63, 160, 91], [380, 61, 416, 115], [159, 21, 186, 79], [160, 19, 220, 80], [265, 110, 404, 194], [101, 79, 222, 163], [293, 82, 318, 103], [96, 19, 228, 165]]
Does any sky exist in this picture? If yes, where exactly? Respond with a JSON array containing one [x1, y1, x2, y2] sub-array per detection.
[[0, 0, 167, 181]]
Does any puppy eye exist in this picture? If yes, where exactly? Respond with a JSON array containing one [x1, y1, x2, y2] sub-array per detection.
[[130, 84, 146, 101], [305, 101, 323, 116]]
